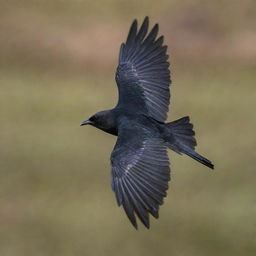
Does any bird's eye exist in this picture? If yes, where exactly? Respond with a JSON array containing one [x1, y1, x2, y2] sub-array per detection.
[[90, 115, 97, 122]]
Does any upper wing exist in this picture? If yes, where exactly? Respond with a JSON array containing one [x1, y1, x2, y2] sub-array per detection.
[[115, 17, 171, 123], [111, 125, 170, 229]]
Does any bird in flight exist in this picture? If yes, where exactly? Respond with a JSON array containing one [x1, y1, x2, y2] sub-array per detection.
[[80, 17, 214, 229]]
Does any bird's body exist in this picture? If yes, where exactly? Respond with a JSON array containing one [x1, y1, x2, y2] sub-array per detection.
[[81, 17, 214, 229], [88, 108, 163, 136]]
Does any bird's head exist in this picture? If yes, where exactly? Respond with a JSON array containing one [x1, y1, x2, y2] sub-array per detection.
[[80, 111, 103, 127], [80, 110, 116, 133]]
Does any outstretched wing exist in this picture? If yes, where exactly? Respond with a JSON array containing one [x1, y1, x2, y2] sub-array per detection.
[[115, 17, 171, 122], [111, 126, 170, 229]]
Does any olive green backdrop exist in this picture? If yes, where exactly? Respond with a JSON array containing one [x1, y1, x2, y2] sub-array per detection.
[[0, 0, 255, 255]]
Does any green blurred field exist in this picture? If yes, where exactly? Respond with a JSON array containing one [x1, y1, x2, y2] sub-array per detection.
[[0, 1, 256, 256]]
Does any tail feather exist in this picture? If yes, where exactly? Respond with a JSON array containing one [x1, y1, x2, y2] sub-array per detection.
[[179, 145, 214, 169], [166, 116, 197, 150], [165, 116, 214, 169]]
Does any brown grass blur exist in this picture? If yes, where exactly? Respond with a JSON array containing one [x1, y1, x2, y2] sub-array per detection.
[[0, 1, 255, 255]]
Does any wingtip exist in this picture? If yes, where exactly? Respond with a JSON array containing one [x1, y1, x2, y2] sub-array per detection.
[[134, 220, 150, 230], [145, 221, 150, 229], [142, 16, 149, 30], [144, 16, 149, 23], [131, 19, 138, 27], [131, 219, 138, 230], [126, 19, 138, 44]]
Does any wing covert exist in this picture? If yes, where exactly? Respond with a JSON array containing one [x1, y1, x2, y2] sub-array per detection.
[[115, 17, 171, 122]]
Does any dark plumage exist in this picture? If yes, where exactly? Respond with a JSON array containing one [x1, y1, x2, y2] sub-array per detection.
[[80, 17, 214, 229]]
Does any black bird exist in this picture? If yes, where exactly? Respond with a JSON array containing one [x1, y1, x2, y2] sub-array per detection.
[[80, 17, 214, 229]]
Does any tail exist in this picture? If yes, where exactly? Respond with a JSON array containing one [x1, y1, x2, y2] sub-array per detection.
[[165, 116, 214, 169]]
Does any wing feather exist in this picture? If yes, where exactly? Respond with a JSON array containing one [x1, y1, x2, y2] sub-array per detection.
[[116, 17, 171, 122], [111, 127, 170, 229]]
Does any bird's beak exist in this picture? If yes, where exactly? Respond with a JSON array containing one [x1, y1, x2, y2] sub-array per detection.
[[80, 119, 92, 126]]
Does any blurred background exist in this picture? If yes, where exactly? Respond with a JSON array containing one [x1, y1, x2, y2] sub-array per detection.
[[0, 0, 255, 255]]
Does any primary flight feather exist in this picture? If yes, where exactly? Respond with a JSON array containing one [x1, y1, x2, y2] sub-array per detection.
[[80, 17, 214, 229]]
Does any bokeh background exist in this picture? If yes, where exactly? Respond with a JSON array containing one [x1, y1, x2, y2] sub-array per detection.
[[1, 0, 255, 255]]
